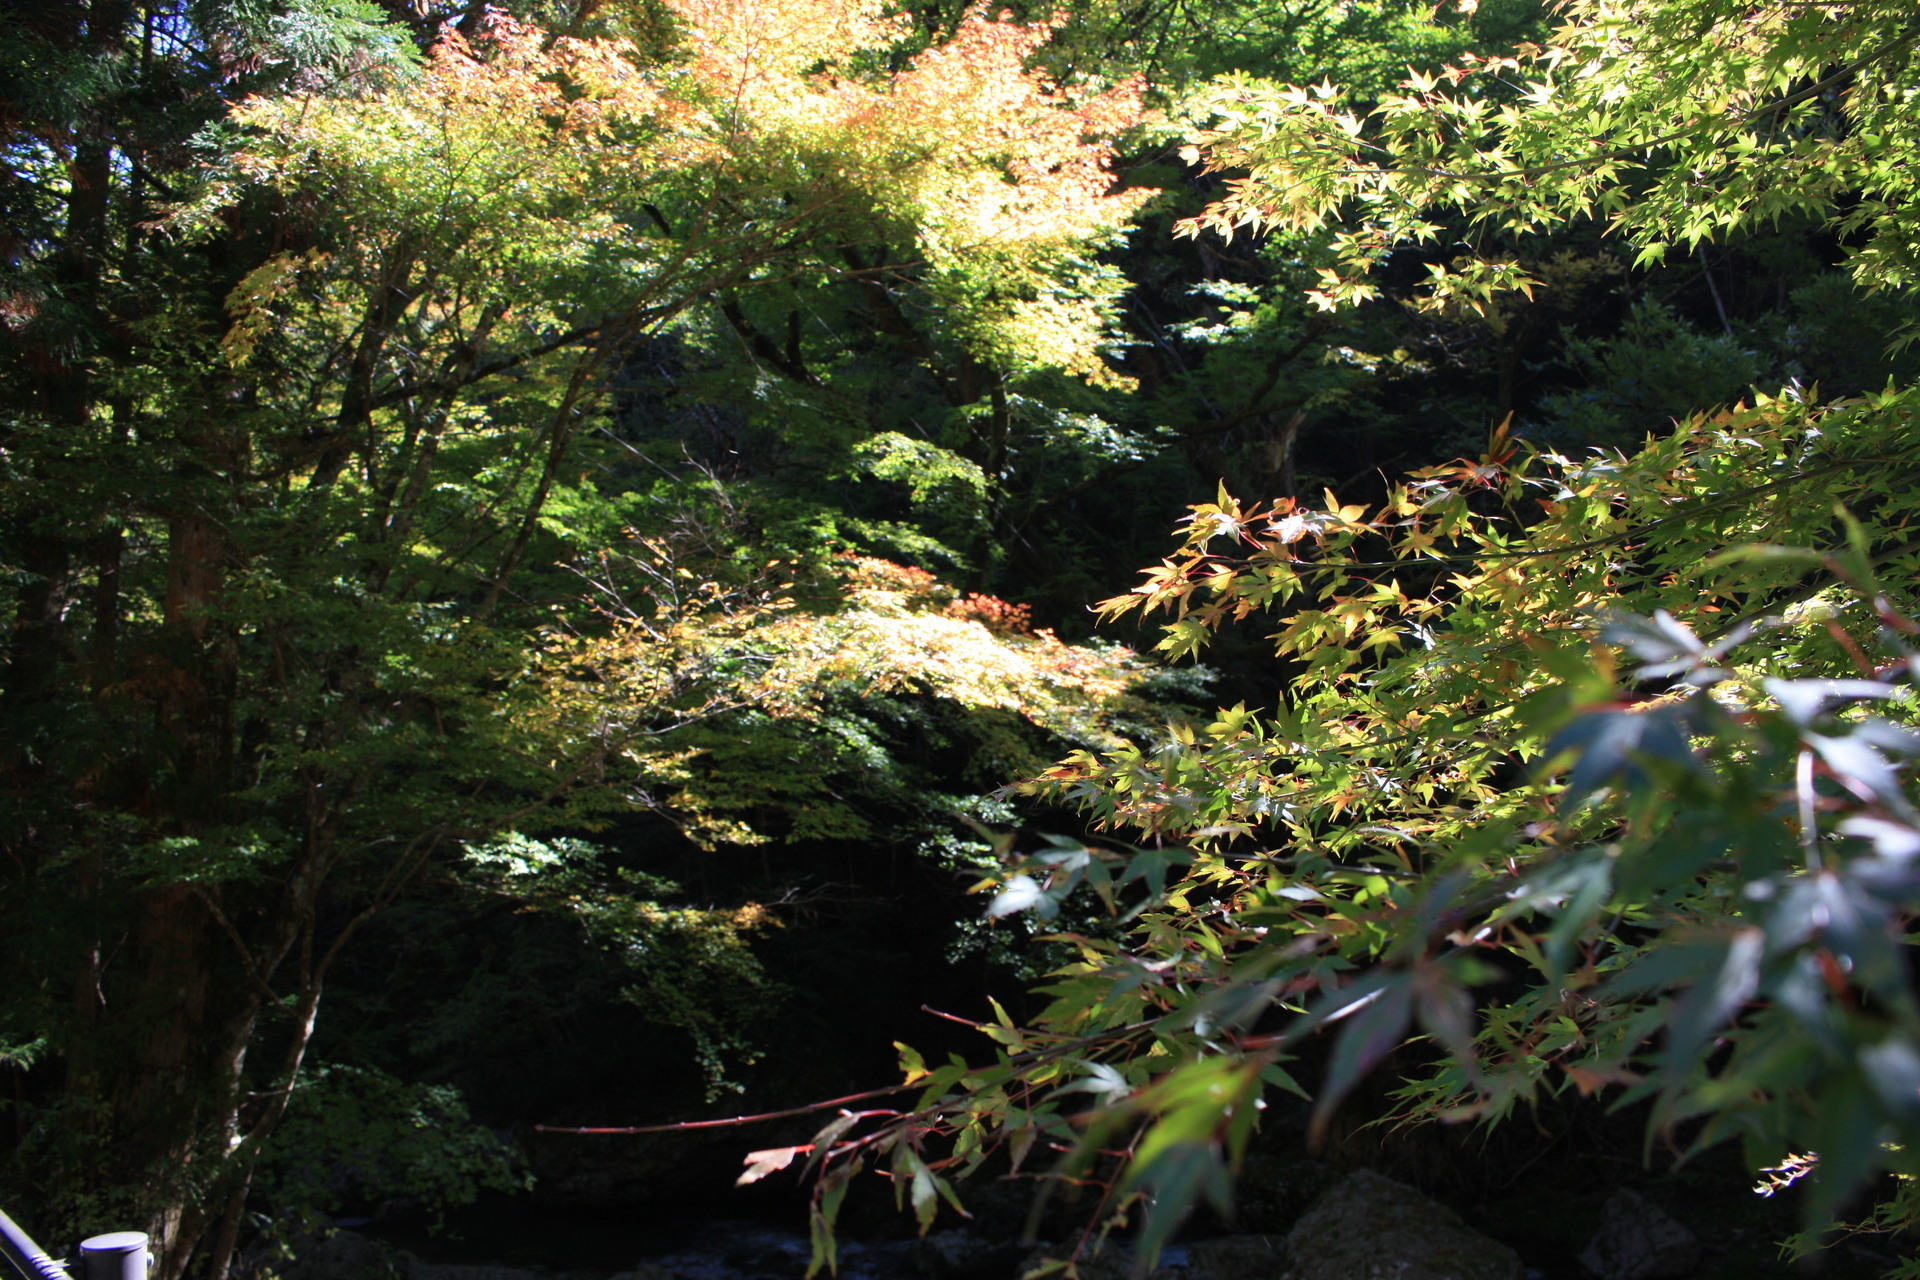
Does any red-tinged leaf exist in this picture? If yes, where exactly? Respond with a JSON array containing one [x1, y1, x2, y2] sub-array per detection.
[[738, 1144, 812, 1186], [1007, 1117, 1038, 1174], [1562, 1062, 1641, 1096]]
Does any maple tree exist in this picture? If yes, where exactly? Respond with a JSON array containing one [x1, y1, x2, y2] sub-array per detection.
[[1178, 0, 1920, 313], [14, 0, 1920, 1271], [0, 0, 1150, 1269], [792, 393, 1920, 1279], [765, 1, 1920, 1273], [673, 0, 1560, 616]]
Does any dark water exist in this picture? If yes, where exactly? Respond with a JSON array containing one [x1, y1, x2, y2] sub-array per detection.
[[371, 1210, 1188, 1280], [622, 1221, 915, 1280], [362, 1195, 927, 1279], [357, 1183, 1905, 1280]]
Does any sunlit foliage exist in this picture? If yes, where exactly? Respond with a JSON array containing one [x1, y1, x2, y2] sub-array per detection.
[[1179, 0, 1920, 313], [0, 0, 1153, 1269], [778, 2, 1920, 1272]]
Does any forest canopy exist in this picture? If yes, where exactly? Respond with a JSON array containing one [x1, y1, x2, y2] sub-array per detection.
[[782, 0, 1920, 1272], [0, 0, 1153, 1271], [6, 0, 1920, 1277]]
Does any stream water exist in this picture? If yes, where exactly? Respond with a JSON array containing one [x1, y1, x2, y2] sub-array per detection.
[[363, 1202, 926, 1280], [348, 1179, 1895, 1280]]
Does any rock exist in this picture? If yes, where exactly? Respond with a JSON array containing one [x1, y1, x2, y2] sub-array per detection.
[[1279, 1169, 1522, 1280], [278, 1229, 405, 1280], [1187, 1235, 1288, 1280], [1576, 1189, 1701, 1280]]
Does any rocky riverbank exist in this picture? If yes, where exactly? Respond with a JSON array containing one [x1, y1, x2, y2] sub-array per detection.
[[268, 1159, 1908, 1280]]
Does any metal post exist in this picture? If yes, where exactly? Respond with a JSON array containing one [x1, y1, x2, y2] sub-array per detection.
[[78, 1235, 148, 1280], [0, 1208, 72, 1280]]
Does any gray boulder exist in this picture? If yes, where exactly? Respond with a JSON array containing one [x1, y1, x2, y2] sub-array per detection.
[[1576, 1189, 1701, 1280], [1279, 1169, 1522, 1280]]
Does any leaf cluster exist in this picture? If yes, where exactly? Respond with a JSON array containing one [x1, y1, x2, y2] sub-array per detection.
[[788, 384, 1920, 1271]]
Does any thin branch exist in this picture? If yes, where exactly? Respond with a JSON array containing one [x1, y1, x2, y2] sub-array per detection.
[[532, 1084, 918, 1135]]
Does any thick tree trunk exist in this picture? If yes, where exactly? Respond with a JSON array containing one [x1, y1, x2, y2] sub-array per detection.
[[94, 498, 253, 1275]]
